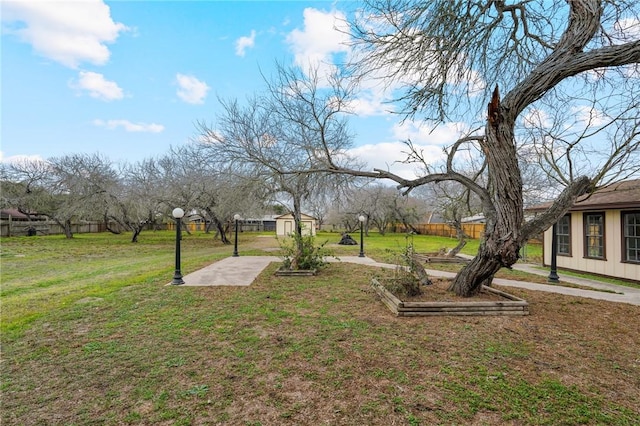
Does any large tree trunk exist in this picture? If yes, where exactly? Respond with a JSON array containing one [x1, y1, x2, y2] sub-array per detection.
[[449, 87, 523, 296], [448, 0, 609, 296], [448, 246, 501, 296]]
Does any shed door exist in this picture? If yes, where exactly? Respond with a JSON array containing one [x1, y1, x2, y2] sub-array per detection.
[[284, 220, 293, 235]]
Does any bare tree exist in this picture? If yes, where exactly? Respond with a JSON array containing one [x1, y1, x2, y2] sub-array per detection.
[[418, 180, 482, 256], [196, 65, 358, 268], [106, 159, 166, 243], [1, 158, 52, 221], [48, 153, 119, 238], [319, 0, 640, 296], [2, 154, 118, 238], [160, 145, 265, 244], [355, 184, 424, 235]]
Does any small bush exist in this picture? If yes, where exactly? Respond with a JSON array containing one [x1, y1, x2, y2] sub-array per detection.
[[278, 234, 335, 271], [380, 241, 424, 297], [380, 270, 422, 297]]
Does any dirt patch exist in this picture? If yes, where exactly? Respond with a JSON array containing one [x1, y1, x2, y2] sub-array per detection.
[[399, 277, 506, 302]]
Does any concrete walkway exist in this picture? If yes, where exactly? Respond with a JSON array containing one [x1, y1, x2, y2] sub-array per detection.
[[172, 255, 640, 306], [174, 256, 278, 287]]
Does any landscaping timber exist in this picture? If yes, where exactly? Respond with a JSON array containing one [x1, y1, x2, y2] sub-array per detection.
[[371, 278, 529, 317], [275, 267, 317, 276]]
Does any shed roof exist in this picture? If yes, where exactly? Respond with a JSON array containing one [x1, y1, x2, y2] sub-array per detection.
[[0, 208, 47, 220], [275, 213, 317, 220]]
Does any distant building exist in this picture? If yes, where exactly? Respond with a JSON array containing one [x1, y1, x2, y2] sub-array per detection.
[[461, 214, 485, 224], [241, 215, 278, 232], [275, 213, 317, 237], [1, 208, 47, 221]]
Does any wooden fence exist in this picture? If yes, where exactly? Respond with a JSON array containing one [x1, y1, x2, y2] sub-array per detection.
[[0, 219, 163, 237], [166, 222, 208, 232], [396, 223, 486, 239], [2, 218, 486, 240], [1, 220, 102, 237]]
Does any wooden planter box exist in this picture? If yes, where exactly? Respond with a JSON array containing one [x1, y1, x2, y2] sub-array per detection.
[[275, 267, 317, 276], [414, 253, 470, 264], [371, 278, 529, 317]]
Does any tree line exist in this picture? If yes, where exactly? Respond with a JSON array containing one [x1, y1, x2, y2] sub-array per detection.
[[1, 149, 447, 243]]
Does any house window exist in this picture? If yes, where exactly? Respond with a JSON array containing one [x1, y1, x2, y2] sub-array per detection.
[[584, 212, 605, 259], [556, 215, 571, 256], [623, 211, 640, 264]]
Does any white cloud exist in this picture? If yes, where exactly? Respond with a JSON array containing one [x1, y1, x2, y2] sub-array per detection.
[[1, 0, 128, 69], [0, 153, 46, 164], [69, 71, 123, 101], [235, 30, 256, 57], [613, 17, 640, 41], [93, 119, 164, 133], [391, 121, 468, 146], [345, 121, 469, 179], [521, 108, 553, 129], [571, 105, 608, 128], [285, 8, 350, 78], [175, 73, 210, 104], [348, 89, 393, 117], [348, 141, 445, 180]]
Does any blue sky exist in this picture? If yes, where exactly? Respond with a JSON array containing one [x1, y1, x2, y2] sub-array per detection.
[[2, 0, 461, 179]]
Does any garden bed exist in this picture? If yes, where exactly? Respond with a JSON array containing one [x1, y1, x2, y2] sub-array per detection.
[[371, 277, 529, 317]]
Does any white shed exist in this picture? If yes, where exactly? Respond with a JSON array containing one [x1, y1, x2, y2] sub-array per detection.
[[275, 213, 317, 237]]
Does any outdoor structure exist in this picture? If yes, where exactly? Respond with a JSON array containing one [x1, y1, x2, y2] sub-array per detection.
[[275, 213, 317, 237], [529, 180, 640, 281], [241, 215, 277, 232]]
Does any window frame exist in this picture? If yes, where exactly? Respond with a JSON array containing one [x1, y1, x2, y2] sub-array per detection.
[[622, 210, 640, 264], [583, 212, 606, 260], [556, 214, 571, 256]]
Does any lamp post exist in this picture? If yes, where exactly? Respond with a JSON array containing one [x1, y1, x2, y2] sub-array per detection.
[[171, 207, 185, 285], [232, 213, 241, 257], [358, 215, 366, 257], [548, 223, 560, 283]]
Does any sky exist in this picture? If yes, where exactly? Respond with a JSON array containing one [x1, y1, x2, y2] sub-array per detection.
[[1, 0, 462, 179]]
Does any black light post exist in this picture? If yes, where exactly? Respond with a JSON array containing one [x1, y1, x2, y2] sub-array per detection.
[[358, 215, 366, 257], [548, 223, 559, 283], [171, 207, 185, 285], [232, 213, 241, 257]]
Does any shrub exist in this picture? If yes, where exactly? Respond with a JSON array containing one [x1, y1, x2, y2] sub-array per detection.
[[379, 236, 426, 297], [278, 234, 335, 270]]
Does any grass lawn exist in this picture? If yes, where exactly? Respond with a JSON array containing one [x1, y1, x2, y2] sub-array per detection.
[[2, 231, 639, 425]]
